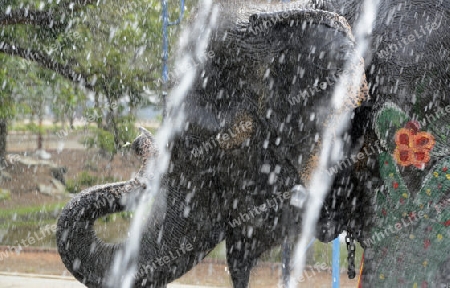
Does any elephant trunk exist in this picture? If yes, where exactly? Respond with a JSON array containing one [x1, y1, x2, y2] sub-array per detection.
[[57, 180, 143, 287]]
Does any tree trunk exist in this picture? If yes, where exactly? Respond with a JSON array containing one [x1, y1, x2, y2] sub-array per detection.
[[68, 107, 74, 128], [109, 108, 120, 156], [37, 117, 43, 150], [0, 118, 7, 161]]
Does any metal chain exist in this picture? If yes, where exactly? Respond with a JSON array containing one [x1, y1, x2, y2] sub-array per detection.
[[346, 231, 356, 279]]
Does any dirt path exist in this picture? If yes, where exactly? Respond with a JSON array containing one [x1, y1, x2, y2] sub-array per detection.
[[0, 273, 223, 288], [0, 250, 358, 288], [7, 132, 86, 152]]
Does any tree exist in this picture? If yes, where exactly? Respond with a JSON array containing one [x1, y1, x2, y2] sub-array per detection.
[[0, 55, 16, 161], [1, 0, 196, 155]]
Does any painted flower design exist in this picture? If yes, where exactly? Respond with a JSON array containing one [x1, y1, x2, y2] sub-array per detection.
[[394, 121, 435, 169]]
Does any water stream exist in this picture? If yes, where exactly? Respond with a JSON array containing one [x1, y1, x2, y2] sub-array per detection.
[[106, 1, 219, 287], [289, 1, 381, 287]]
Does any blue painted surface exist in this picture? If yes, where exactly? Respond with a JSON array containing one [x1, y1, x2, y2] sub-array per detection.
[[332, 237, 340, 288], [162, 0, 185, 83], [161, 0, 185, 117]]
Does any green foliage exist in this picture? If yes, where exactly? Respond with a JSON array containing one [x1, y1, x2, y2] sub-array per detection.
[[8, 122, 58, 133], [77, 171, 98, 186], [204, 239, 363, 268], [65, 179, 80, 194], [66, 171, 121, 193], [66, 171, 97, 193], [1, 0, 193, 157], [0, 203, 65, 219], [0, 55, 16, 120], [207, 241, 226, 259], [154, 114, 163, 124], [117, 114, 139, 145], [83, 113, 138, 155], [15, 103, 33, 118], [84, 127, 116, 154], [99, 213, 117, 223], [98, 126, 116, 147], [0, 189, 11, 201], [1, 0, 200, 97], [98, 211, 133, 223], [24, 123, 46, 134], [52, 82, 86, 125], [120, 211, 134, 219], [312, 240, 363, 269]]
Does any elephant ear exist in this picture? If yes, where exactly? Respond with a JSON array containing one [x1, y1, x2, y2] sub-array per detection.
[[185, 9, 364, 154], [204, 8, 367, 181], [233, 9, 367, 165], [244, 10, 367, 241]]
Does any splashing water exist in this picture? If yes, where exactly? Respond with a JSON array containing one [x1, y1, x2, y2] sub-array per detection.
[[289, 1, 381, 287], [106, 1, 219, 287]]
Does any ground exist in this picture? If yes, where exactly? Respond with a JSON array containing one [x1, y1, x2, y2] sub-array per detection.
[[1, 133, 139, 210], [0, 249, 358, 287]]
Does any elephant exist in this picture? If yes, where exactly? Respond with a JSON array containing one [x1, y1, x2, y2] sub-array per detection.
[[57, 4, 367, 287], [56, 0, 450, 288]]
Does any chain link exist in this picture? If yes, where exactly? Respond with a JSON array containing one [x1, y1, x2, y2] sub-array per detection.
[[346, 231, 356, 279]]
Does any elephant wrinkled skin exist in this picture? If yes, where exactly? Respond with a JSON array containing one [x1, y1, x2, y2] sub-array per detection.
[[57, 1, 450, 288]]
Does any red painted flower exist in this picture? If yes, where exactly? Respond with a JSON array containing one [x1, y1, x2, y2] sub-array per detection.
[[393, 126, 435, 169], [405, 120, 421, 133]]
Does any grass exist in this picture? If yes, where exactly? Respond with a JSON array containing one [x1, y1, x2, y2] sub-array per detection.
[[0, 219, 56, 229], [204, 237, 364, 269], [9, 121, 159, 134], [0, 203, 66, 246], [0, 203, 65, 219], [8, 123, 71, 133], [313, 240, 364, 270], [66, 171, 122, 193], [0, 192, 364, 269], [207, 241, 227, 259], [0, 189, 11, 201], [0, 202, 366, 269]]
